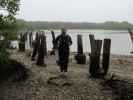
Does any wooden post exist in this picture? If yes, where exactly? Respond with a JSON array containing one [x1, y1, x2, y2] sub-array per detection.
[[75, 35, 86, 64], [89, 40, 102, 77], [29, 32, 33, 48], [89, 34, 95, 52], [102, 39, 111, 76], [31, 33, 39, 61], [36, 34, 47, 66], [19, 33, 26, 52], [50, 31, 56, 55], [44, 33, 47, 57], [77, 35, 83, 54], [51, 31, 56, 45], [25, 32, 31, 50]]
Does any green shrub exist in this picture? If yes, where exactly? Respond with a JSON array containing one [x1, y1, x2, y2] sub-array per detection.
[[0, 40, 9, 66]]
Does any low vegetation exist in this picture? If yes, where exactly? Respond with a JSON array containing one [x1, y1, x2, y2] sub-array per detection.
[[19, 20, 133, 30]]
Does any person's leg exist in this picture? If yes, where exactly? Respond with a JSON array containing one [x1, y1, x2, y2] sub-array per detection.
[[59, 65, 66, 77], [60, 65, 64, 72], [64, 63, 68, 72], [62, 63, 68, 78]]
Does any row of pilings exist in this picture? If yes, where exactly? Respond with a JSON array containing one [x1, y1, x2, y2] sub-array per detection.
[[18, 31, 111, 78]]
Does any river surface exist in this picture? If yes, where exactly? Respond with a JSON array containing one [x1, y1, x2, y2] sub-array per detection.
[[12, 29, 133, 55]]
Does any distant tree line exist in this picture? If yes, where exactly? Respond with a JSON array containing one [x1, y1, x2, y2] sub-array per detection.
[[15, 20, 133, 31]]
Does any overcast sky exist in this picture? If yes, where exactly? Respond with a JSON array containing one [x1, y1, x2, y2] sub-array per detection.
[[16, 0, 133, 23]]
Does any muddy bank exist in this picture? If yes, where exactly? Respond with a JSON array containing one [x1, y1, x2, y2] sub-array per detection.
[[0, 50, 133, 100]]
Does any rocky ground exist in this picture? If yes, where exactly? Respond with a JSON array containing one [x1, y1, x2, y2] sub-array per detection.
[[0, 50, 133, 100]]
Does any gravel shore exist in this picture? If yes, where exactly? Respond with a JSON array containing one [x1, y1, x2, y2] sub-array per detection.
[[0, 50, 133, 100]]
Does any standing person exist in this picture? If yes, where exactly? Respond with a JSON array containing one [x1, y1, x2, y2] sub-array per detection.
[[54, 28, 72, 77]]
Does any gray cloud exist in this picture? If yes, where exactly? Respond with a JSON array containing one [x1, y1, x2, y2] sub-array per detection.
[[16, 0, 133, 23]]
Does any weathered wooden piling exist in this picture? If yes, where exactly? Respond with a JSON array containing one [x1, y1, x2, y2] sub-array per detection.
[[89, 34, 95, 52], [44, 33, 47, 56], [102, 39, 111, 76], [51, 31, 56, 45], [89, 40, 102, 77], [31, 33, 39, 61], [77, 35, 83, 54], [36, 33, 47, 66], [50, 31, 56, 55], [75, 35, 86, 64], [29, 32, 33, 48], [19, 33, 26, 52]]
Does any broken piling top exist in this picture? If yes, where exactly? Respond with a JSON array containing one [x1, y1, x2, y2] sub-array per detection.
[[77, 34, 83, 54]]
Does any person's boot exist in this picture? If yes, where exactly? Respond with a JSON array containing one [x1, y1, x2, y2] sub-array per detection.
[[63, 72, 68, 79], [59, 72, 64, 77]]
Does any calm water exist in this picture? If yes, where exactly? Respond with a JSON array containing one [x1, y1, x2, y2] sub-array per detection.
[[13, 29, 133, 55], [44, 29, 133, 55]]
